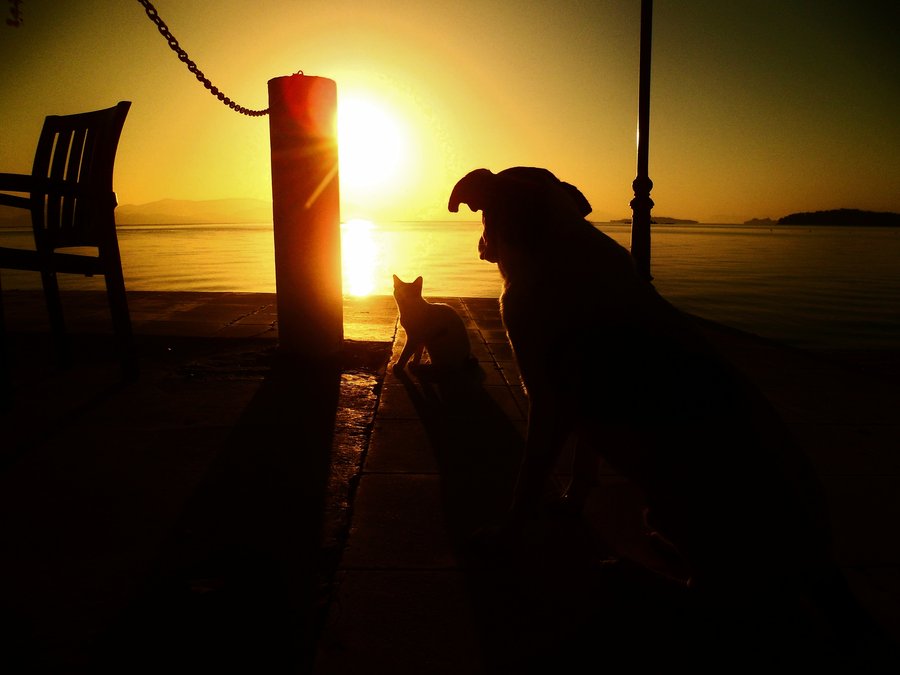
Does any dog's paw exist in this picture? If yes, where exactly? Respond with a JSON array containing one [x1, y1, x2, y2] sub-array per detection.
[[544, 494, 585, 522], [466, 514, 545, 560], [467, 524, 518, 561]]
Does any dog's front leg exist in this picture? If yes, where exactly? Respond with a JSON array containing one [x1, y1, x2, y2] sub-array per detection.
[[467, 393, 569, 551], [510, 392, 571, 521]]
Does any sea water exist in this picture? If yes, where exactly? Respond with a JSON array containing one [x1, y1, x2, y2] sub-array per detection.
[[1, 221, 898, 351]]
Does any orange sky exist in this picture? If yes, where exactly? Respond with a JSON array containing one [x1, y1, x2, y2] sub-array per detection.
[[1, 0, 898, 223]]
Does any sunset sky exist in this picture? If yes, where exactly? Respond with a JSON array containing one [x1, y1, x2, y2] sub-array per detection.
[[1, 0, 898, 224]]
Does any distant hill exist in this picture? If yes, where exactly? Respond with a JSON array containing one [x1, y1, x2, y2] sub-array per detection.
[[115, 198, 273, 225], [0, 198, 274, 227], [777, 209, 900, 227]]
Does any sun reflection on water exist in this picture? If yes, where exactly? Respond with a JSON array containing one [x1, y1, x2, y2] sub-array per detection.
[[341, 218, 379, 296]]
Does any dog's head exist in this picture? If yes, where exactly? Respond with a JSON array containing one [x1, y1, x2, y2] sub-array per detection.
[[448, 167, 592, 264]]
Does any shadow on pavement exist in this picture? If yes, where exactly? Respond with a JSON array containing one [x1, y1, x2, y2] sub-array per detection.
[[89, 344, 387, 674], [392, 363, 897, 672]]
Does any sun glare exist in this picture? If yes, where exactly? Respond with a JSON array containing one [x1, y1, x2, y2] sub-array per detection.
[[341, 218, 379, 297], [338, 94, 409, 199]]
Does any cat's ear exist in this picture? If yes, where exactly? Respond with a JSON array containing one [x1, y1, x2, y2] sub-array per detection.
[[392, 274, 401, 286], [413, 276, 423, 290]]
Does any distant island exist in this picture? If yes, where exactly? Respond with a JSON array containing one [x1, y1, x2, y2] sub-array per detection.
[[776, 209, 900, 227], [2, 200, 897, 228], [610, 216, 699, 225], [613, 209, 900, 227]]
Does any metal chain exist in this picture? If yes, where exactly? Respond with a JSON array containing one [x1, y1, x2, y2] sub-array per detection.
[[6, 0, 23, 27], [137, 0, 268, 117]]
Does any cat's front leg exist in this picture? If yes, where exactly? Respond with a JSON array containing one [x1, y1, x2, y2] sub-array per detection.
[[409, 344, 425, 367], [391, 340, 418, 373]]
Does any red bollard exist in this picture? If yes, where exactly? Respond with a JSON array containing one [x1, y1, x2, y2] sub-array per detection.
[[267, 73, 343, 359]]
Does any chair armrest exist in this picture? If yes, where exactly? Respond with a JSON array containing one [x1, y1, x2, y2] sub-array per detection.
[[0, 172, 32, 192], [0, 246, 41, 271], [0, 194, 30, 209], [0, 172, 33, 210]]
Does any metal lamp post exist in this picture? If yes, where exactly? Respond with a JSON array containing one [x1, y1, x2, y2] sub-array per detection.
[[630, 0, 654, 281]]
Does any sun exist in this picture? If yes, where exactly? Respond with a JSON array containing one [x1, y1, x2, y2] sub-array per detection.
[[337, 93, 410, 199]]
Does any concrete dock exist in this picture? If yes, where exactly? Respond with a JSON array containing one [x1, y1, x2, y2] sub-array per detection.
[[1, 290, 898, 672]]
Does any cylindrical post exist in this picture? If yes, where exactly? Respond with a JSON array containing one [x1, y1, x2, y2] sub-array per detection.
[[268, 74, 343, 359], [630, 0, 654, 281]]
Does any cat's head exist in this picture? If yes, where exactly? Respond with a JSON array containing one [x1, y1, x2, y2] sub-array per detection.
[[392, 274, 424, 301]]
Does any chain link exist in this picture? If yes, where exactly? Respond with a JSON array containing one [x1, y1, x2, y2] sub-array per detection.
[[137, 0, 268, 117], [5, 0, 23, 27]]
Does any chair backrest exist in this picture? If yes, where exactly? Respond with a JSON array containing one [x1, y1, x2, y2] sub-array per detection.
[[29, 101, 131, 251]]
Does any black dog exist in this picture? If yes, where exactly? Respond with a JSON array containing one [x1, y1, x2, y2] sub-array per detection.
[[449, 166, 839, 591]]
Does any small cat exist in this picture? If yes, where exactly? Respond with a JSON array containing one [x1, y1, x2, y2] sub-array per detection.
[[391, 274, 476, 374]]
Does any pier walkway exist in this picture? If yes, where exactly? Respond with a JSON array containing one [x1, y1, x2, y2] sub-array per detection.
[[1, 290, 898, 672]]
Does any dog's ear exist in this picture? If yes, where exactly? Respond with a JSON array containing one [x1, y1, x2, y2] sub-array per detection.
[[560, 181, 592, 217], [449, 166, 592, 219], [448, 168, 496, 213]]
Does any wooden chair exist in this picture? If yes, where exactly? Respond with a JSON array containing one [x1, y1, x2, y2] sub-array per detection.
[[0, 101, 137, 395]]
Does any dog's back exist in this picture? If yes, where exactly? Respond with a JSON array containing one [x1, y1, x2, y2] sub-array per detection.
[[513, 219, 832, 582]]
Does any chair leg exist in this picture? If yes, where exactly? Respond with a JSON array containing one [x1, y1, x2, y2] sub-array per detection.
[[0, 275, 11, 408], [103, 260, 138, 381], [40, 268, 70, 369]]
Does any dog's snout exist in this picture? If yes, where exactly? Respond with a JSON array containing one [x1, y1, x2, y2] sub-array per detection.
[[478, 234, 498, 263]]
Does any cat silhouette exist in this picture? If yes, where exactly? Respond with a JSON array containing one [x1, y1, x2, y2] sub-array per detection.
[[391, 274, 476, 375]]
